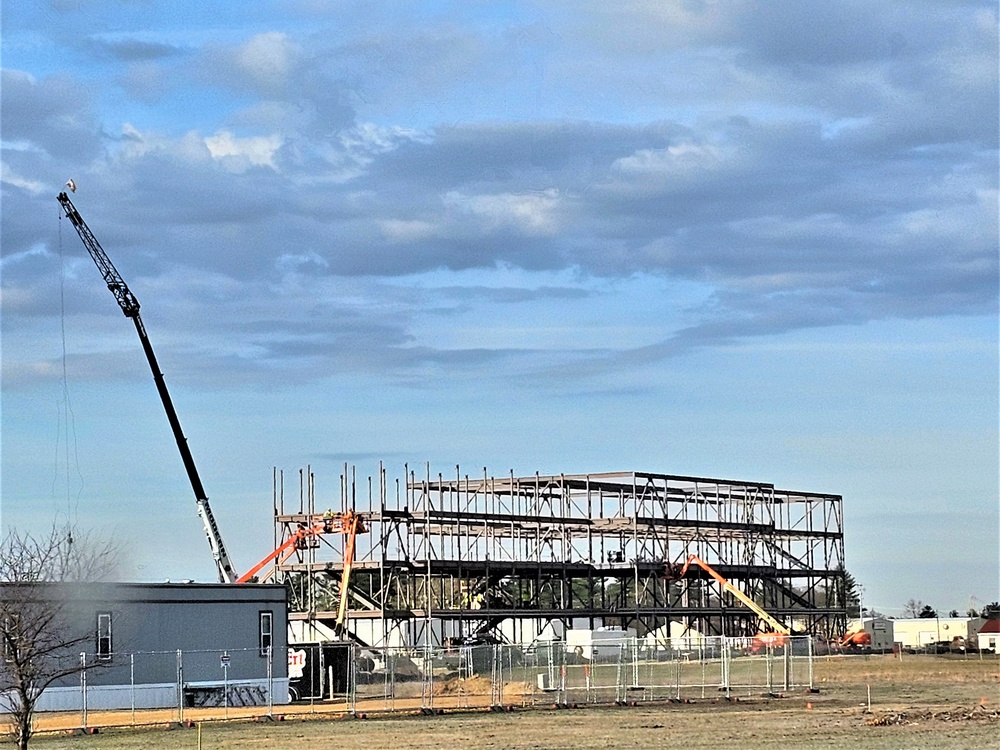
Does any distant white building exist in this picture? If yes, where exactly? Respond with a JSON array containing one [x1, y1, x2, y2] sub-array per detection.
[[976, 620, 1000, 652], [890, 616, 985, 649]]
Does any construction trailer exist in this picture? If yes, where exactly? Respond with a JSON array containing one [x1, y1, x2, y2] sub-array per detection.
[[0, 582, 288, 711], [843, 616, 895, 651], [271, 466, 847, 649]]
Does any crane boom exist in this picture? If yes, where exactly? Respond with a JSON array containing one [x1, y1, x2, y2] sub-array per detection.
[[57, 192, 238, 584]]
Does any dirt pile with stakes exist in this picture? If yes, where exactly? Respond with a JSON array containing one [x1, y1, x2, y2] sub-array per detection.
[[865, 703, 1000, 726]]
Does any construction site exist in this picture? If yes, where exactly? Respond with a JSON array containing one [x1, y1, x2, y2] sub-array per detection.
[[54, 189, 848, 665], [274, 465, 847, 650]]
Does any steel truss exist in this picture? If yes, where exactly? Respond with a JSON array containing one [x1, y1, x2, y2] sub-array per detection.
[[272, 466, 847, 648]]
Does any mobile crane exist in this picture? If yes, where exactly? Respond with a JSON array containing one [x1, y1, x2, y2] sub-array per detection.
[[57, 192, 238, 583], [666, 554, 791, 650]]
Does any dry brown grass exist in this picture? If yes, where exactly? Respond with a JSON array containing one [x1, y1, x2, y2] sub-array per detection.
[[15, 654, 1000, 750], [817, 653, 1000, 684]]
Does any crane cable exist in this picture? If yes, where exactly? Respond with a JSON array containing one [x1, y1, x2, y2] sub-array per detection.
[[55, 210, 83, 539]]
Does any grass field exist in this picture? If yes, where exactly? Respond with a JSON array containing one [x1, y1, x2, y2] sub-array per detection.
[[13, 654, 999, 750]]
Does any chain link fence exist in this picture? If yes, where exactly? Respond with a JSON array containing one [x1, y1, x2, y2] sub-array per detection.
[[20, 636, 815, 729], [348, 636, 815, 713], [27, 647, 282, 727]]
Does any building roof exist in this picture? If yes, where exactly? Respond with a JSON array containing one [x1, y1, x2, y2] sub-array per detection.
[[0, 581, 287, 605], [978, 619, 1000, 634]]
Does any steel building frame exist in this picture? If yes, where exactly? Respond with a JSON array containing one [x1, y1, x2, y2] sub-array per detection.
[[272, 466, 847, 648]]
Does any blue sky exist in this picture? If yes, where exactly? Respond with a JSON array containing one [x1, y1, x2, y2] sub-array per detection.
[[2, 1, 997, 615]]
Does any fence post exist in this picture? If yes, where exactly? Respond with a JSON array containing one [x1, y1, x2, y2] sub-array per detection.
[[632, 637, 637, 694], [421, 642, 431, 710], [79, 652, 87, 728], [130, 653, 135, 726], [490, 644, 501, 707], [222, 651, 229, 719], [674, 649, 681, 700], [348, 642, 356, 715], [807, 636, 814, 691], [176, 649, 184, 723], [559, 644, 567, 704], [783, 641, 791, 691], [722, 638, 731, 699], [389, 646, 396, 712], [267, 645, 273, 718], [700, 640, 707, 699], [615, 643, 625, 704]]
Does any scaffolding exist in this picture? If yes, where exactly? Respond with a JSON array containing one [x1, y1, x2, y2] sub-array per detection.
[[271, 466, 847, 648]]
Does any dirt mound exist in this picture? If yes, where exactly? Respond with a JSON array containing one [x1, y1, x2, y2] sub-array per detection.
[[500, 681, 539, 702], [865, 704, 1000, 726], [434, 675, 493, 696], [433, 677, 537, 703]]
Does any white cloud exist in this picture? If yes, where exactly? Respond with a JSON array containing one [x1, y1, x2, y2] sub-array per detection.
[[0, 242, 51, 269], [340, 123, 431, 153], [204, 130, 283, 171], [379, 219, 438, 243], [275, 252, 330, 275], [0, 162, 46, 194], [115, 122, 214, 164], [614, 141, 726, 179], [821, 116, 872, 140], [234, 32, 297, 92], [443, 189, 562, 235]]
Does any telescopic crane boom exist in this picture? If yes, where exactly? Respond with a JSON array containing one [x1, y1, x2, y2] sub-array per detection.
[[57, 192, 238, 583]]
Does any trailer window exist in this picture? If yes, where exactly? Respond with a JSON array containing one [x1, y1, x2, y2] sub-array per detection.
[[96, 613, 112, 661], [259, 611, 273, 657], [2, 615, 20, 662]]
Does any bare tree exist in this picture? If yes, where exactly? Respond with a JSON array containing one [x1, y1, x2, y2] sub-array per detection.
[[0, 526, 117, 750], [903, 599, 924, 618]]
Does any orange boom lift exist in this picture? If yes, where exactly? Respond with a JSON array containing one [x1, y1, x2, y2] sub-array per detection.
[[236, 511, 367, 627], [666, 554, 792, 650]]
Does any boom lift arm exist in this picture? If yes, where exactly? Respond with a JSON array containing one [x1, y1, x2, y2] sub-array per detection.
[[669, 554, 791, 636], [57, 192, 238, 584], [236, 511, 367, 627]]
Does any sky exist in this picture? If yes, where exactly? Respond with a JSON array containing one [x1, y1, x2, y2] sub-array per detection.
[[1, 1, 997, 617]]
